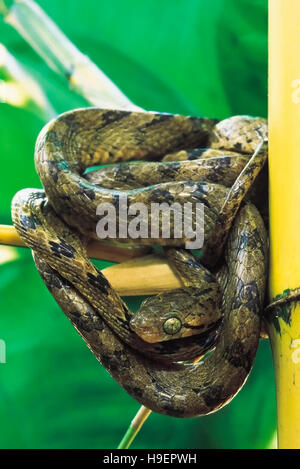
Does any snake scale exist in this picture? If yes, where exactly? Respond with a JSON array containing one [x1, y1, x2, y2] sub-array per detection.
[[11, 108, 268, 418]]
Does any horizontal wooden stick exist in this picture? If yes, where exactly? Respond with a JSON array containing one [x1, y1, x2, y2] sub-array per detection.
[[0, 224, 149, 263], [0, 224, 180, 295], [103, 254, 182, 296]]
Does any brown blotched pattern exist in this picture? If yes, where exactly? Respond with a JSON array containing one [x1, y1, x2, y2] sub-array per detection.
[[11, 109, 268, 417]]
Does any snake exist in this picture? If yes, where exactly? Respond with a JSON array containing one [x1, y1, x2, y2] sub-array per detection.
[[11, 108, 268, 417]]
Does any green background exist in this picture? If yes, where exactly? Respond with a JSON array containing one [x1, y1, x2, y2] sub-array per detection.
[[0, 0, 275, 449]]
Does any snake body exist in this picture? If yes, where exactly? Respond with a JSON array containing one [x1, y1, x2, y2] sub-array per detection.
[[11, 109, 268, 417]]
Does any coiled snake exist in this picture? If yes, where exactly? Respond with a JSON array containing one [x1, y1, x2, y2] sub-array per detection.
[[11, 109, 268, 418]]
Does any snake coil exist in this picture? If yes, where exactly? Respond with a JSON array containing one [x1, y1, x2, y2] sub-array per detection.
[[11, 108, 268, 417]]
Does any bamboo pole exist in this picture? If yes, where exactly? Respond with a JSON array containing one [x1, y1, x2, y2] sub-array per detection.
[[268, 0, 300, 449]]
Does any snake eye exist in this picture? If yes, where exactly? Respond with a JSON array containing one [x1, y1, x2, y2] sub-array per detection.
[[163, 316, 182, 335]]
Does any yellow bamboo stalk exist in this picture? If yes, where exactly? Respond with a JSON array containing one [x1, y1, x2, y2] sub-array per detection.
[[268, 0, 300, 449]]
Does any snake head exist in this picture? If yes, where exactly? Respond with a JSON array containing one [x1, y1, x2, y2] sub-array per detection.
[[130, 286, 222, 343]]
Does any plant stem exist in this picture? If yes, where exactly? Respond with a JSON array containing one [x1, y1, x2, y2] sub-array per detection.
[[1, 0, 141, 111], [0, 43, 55, 119], [118, 406, 152, 449]]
